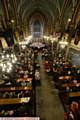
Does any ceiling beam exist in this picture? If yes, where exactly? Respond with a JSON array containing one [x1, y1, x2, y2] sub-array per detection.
[[1, 0, 9, 21], [11, 0, 18, 25], [60, 0, 69, 25], [71, 0, 80, 26]]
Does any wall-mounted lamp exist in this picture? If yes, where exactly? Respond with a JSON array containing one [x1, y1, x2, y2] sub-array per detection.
[[68, 18, 71, 22], [11, 19, 14, 23]]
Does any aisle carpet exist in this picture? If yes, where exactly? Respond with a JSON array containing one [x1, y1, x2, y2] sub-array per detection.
[[36, 53, 64, 120]]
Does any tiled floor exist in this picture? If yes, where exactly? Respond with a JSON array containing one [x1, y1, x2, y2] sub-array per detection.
[[36, 53, 64, 120]]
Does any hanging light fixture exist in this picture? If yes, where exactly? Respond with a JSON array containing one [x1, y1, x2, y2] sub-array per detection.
[[6, 54, 9, 58], [2, 55, 4, 59], [0, 51, 17, 73]]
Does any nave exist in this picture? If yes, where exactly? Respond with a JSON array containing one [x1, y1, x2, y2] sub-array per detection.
[[0, 0, 80, 119], [0, 40, 80, 120]]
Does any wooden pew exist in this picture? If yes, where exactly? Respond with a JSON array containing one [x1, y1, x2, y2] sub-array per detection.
[[0, 86, 32, 92], [0, 97, 31, 105]]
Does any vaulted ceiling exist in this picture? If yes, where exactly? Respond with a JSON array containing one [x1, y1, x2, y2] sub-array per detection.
[[0, 0, 79, 34]]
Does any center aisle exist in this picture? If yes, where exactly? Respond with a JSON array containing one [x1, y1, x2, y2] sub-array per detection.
[[36, 53, 64, 120]]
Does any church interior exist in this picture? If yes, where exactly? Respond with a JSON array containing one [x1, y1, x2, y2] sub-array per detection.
[[0, 0, 80, 120]]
